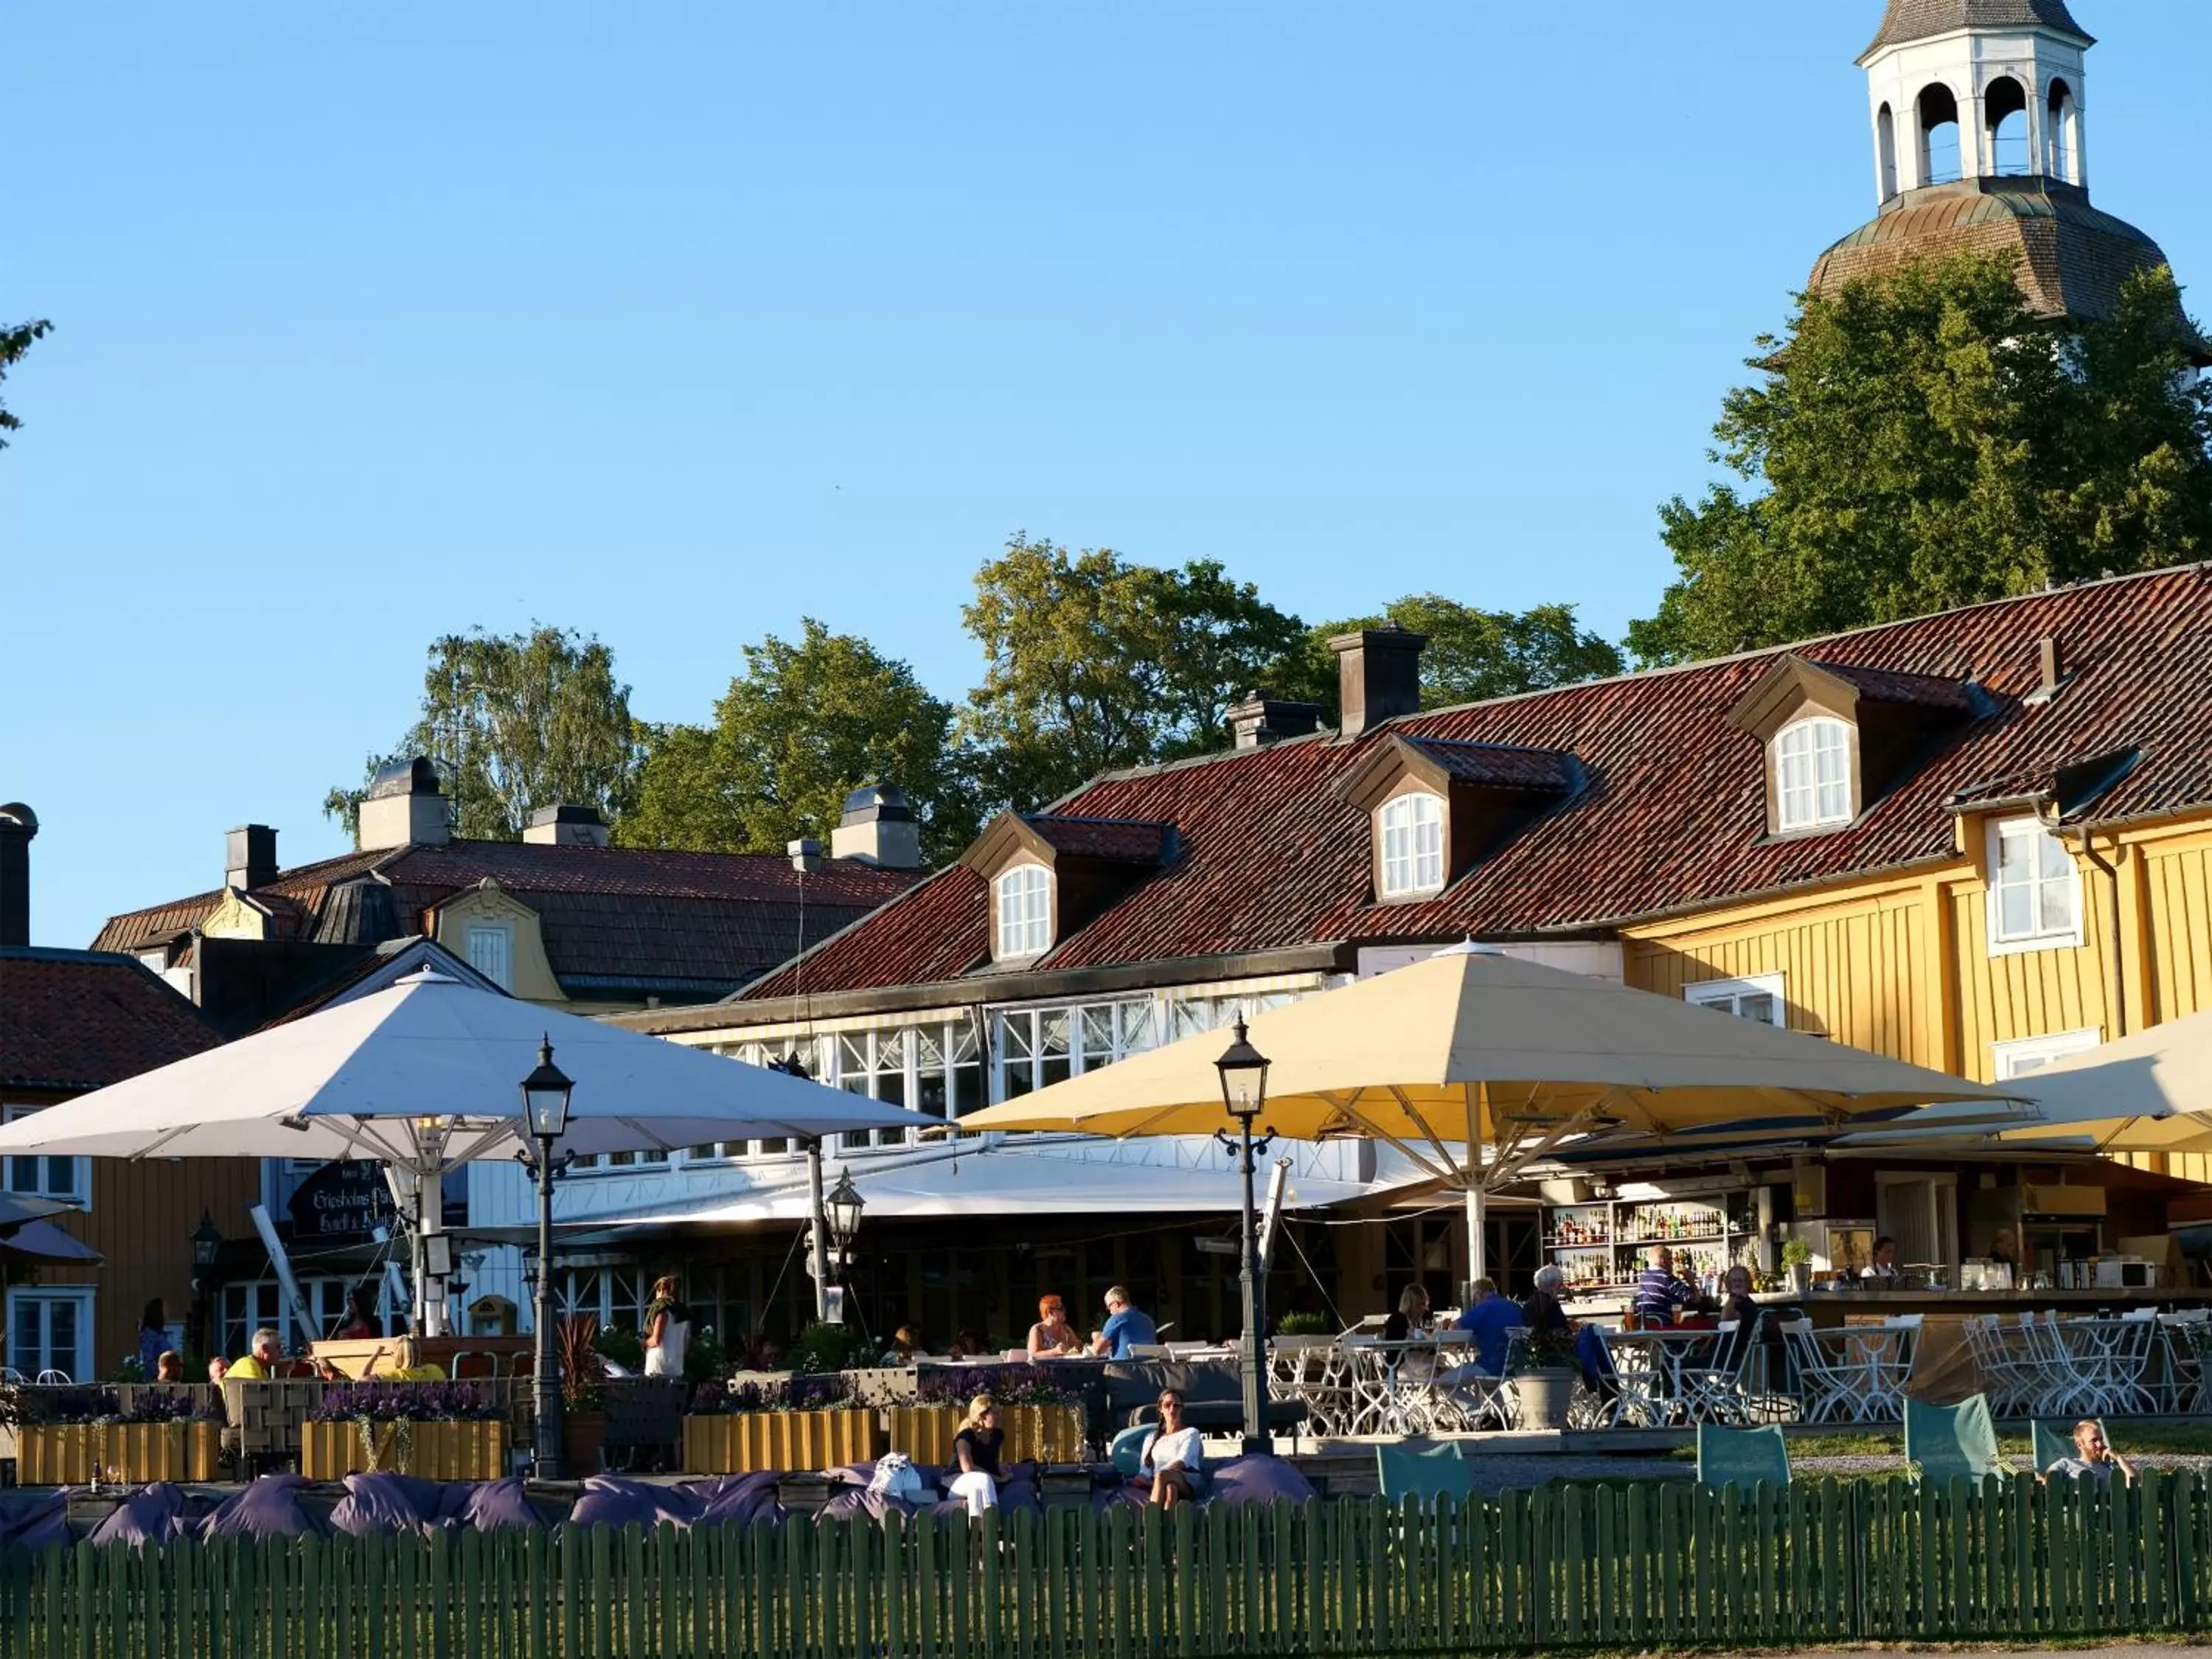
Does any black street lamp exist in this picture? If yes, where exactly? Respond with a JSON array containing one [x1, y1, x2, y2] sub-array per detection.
[[189, 1211, 223, 1361], [824, 1168, 865, 1263], [1214, 1017, 1275, 1455], [520, 1036, 574, 1479]]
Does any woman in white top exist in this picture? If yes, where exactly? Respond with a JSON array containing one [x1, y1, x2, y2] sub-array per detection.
[[1141, 1389, 1206, 1509], [642, 1275, 690, 1378]]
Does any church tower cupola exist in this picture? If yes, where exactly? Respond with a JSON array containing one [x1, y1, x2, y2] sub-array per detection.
[[1858, 1, 2093, 201]]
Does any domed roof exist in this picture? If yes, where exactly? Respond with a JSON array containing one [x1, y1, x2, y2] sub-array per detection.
[[1809, 181, 2208, 361], [1863, 0, 2091, 60]]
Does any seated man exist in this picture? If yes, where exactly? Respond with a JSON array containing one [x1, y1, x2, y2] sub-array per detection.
[[225, 1327, 284, 1380], [2047, 1419, 2135, 1486], [1091, 1285, 1157, 1359], [1632, 1247, 1697, 1329], [1453, 1279, 1523, 1375]]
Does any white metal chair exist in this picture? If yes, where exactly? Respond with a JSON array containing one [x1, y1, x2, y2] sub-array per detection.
[[1782, 1318, 1865, 1423], [1858, 1315, 1921, 1421], [1436, 1326, 1515, 1432], [1678, 1323, 1755, 1425], [2154, 1311, 2209, 1413], [33, 1369, 72, 1385], [2054, 1310, 2158, 1416]]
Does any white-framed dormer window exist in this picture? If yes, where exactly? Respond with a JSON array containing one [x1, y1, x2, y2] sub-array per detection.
[[995, 865, 1052, 959], [1986, 817, 2082, 953], [1774, 716, 1852, 832], [1685, 973, 1785, 1026], [1992, 1027, 2102, 1080], [465, 922, 513, 990], [1377, 791, 1444, 897]]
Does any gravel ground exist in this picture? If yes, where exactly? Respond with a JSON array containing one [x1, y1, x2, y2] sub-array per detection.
[[1453, 1452, 2212, 1490]]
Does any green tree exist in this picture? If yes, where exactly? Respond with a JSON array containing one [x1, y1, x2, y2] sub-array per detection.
[[1630, 257, 2212, 666], [620, 619, 978, 862], [324, 626, 644, 841], [1, 319, 54, 451], [959, 534, 1307, 809], [1274, 594, 1622, 717]]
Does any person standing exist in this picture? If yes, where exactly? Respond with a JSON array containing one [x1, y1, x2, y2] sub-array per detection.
[[136, 1300, 170, 1382], [1860, 1237, 1901, 1281], [332, 1287, 382, 1340], [1091, 1287, 1156, 1358], [643, 1275, 690, 1378], [1632, 1248, 1697, 1328], [947, 1394, 1004, 1517]]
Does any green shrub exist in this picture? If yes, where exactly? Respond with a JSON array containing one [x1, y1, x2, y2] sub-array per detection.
[[789, 1321, 877, 1375]]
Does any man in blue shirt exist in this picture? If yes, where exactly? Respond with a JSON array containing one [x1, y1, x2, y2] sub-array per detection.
[[1632, 1246, 1698, 1328], [1092, 1285, 1157, 1358], [1454, 1278, 1523, 1374]]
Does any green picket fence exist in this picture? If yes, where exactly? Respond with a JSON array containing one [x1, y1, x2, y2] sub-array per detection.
[[0, 1473, 2205, 1658]]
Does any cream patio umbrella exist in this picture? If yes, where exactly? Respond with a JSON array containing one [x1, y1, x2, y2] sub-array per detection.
[[1991, 1008, 2212, 1154], [960, 945, 2029, 1278]]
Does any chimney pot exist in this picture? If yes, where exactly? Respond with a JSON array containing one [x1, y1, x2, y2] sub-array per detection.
[[2039, 636, 2062, 692], [357, 757, 452, 850], [523, 804, 612, 849], [788, 838, 824, 874], [830, 783, 922, 869], [224, 824, 278, 892], [1227, 695, 1325, 748], [1328, 625, 1430, 740], [0, 802, 38, 949]]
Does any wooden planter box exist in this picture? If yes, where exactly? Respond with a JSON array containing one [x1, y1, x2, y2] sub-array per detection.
[[888, 1402, 1086, 1465], [681, 1408, 881, 1474], [16, 1422, 220, 1486], [300, 1419, 508, 1481]]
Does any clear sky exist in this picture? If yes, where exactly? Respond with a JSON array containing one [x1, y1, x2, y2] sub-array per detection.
[[7, 3, 2209, 950]]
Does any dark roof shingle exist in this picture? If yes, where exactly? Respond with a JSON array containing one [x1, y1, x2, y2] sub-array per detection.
[[0, 947, 228, 1092], [1863, 0, 2090, 57]]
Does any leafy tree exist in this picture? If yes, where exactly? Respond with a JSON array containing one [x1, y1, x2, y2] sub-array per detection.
[[1, 319, 54, 451], [1631, 257, 2212, 665], [620, 619, 978, 862], [959, 534, 1307, 809], [1274, 594, 1622, 717], [324, 626, 644, 841]]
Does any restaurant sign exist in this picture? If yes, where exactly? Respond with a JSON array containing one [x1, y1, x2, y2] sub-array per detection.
[[287, 1160, 397, 1240]]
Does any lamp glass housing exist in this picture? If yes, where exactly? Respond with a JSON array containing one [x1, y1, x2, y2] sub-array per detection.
[[824, 1169, 865, 1253], [1214, 1017, 1271, 1120], [520, 1037, 575, 1141]]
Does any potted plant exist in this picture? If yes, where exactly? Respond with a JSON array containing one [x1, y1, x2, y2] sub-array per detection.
[[682, 1371, 880, 1473], [1781, 1239, 1813, 1295], [303, 1380, 507, 1480], [558, 1315, 610, 1476], [1273, 1312, 1335, 1349], [1508, 1326, 1581, 1430]]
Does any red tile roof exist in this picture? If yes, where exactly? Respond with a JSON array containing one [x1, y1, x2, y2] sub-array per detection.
[[1027, 817, 1177, 863], [0, 948, 228, 1093], [1809, 660, 1978, 712], [1405, 740, 1580, 793], [92, 841, 920, 998], [745, 566, 2212, 999]]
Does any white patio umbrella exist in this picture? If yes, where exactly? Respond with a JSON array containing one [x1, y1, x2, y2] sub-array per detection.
[[0, 968, 930, 1331]]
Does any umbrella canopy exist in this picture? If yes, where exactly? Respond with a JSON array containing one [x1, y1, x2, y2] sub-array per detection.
[[0, 968, 931, 1167], [0, 1220, 101, 1267], [1984, 1009, 2212, 1154], [959, 946, 2024, 1161]]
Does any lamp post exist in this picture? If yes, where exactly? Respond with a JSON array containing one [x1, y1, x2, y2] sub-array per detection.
[[1214, 1017, 1275, 1455], [520, 1037, 574, 1479], [824, 1168, 865, 1265], [189, 1211, 223, 1362]]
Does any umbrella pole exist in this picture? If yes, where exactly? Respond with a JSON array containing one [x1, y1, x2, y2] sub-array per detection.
[[1466, 1184, 1486, 1287], [805, 1139, 831, 1323]]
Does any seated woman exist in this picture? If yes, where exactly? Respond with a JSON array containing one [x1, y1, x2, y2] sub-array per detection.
[[1141, 1389, 1206, 1511], [947, 1394, 1004, 1517], [1382, 1284, 1429, 1344], [1027, 1295, 1081, 1360], [1520, 1265, 1571, 1335], [2048, 1419, 2135, 1485], [1714, 1265, 1761, 1371], [154, 1351, 184, 1383], [880, 1325, 921, 1366]]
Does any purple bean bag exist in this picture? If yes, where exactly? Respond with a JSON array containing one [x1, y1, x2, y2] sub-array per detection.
[[463, 1477, 546, 1534], [90, 1484, 218, 1547], [686, 1472, 782, 1528], [568, 1475, 704, 1531], [203, 1474, 326, 1540], [0, 1491, 73, 1552], [1207, 1456, 1316, 1508], [330, 1473, 459, 1537]]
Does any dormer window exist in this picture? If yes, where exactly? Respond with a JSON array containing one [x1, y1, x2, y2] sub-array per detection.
[[1775, 716, 1852, 831], [1378, 792, 1444, 897], [1987, 817, 2081, 952], [995, 864, 1052, 959]]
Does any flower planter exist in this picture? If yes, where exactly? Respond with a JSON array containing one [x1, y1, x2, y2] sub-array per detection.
[[16, 1422, 220, 1486], [563, 1411, 608, 1477], [301, 1419, 508, 1481], [682, 1408, 881, 1474], [1512, 1371, 1577, 1432], [886, 1402, 1085, 1465]]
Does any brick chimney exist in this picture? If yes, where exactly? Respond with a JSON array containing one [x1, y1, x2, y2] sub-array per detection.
[[1327, 625, 1429, 739], [0, 802, 36, 948], [1226, 695, 1324, 749], [357, 757, 452, 851], [225, 824, 278, 891], [830, 784, 922, 869], [523, 804, 612, 849]]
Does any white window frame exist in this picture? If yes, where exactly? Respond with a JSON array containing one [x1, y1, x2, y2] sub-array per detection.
[[1, 1105, 91, 1210], [7, 1285, 94, 1383], [465, 921, 515, 990], [1985, 816, 2084, 955], [1684, 973, 1787, 1027], [1992, 1027, 2103, 1080], [994, 865, 1052, 960], [1377, 791, 1445, 898], [1773, 716, 1853, 832]]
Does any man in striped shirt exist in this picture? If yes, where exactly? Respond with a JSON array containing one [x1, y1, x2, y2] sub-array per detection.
[[1632, 1246, 1698, 1328]]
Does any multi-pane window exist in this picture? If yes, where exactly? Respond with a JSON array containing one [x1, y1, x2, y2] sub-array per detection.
[[464, 922, 513, 990], [2, 1106, 87, 1206], [995, 998, 1158, 1102], [218, 1281, 290, 1364], [1685, 974, 1784, 1026], [1377, 793, 1444, 897], [559, 1267, 647, 1337], [1169, 992, 1293, 1042], [995, 866, 1052, 959], [8, 1289, 91, 1382], [1775, 717, 1851, 831], [1989, 818, 2080, 947]]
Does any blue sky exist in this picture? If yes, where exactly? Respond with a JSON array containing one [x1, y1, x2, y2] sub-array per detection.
[[7, 3, 2209, 949]]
